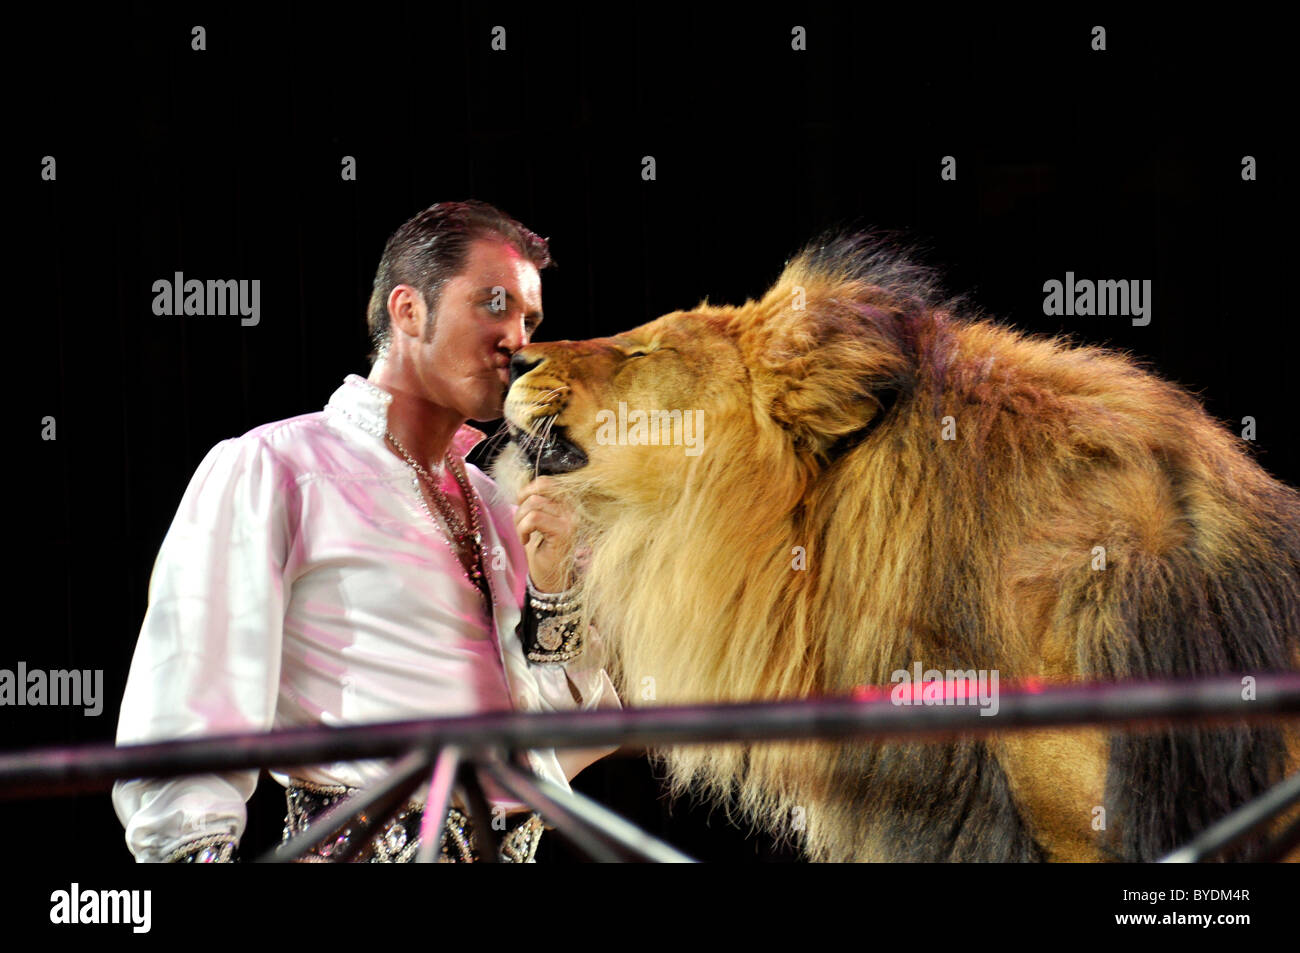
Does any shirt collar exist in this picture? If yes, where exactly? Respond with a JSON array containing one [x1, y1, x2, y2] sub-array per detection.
[[325, 374, 487, 459]]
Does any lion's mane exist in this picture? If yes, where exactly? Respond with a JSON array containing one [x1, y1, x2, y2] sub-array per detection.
[[497, 234, 1300, 862]]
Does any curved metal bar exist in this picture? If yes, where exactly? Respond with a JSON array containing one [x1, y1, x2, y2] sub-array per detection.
[[1159, 771, 1300, 863], [1, 674, 1297, 799], [483, 754, 696, 863], [456, 765, 501, 863], [263, 748, 432, 864], [414, 746, 462, 864], [480, 754, 625, 862]]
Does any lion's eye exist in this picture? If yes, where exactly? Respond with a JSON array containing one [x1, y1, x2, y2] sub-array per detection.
[[625, 350, 650, 359]]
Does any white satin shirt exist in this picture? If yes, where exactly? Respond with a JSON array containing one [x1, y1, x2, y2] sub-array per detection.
[[112, 374, 620, 862]]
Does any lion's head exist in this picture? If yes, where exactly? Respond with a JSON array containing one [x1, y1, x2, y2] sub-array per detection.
[[492, 234, 1300, 863], [497, 236, 923, 500]]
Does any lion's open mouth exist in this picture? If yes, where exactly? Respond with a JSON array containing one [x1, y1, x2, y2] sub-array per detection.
[[507, 420, 589, 475]]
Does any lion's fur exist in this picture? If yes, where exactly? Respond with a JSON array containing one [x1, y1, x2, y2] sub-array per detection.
[[495, 234, 1300, 862]]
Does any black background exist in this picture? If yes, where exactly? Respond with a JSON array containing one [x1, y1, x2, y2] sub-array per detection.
[[10, 3, 1294, 871]]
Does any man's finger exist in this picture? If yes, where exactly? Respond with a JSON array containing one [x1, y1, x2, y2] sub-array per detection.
[[516, 510, 571, 546], [517, 476, 559, 503], [515, 495, 568, 522]]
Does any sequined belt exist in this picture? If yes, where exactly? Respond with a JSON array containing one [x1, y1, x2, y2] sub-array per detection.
[[282, 779, 545, 863]]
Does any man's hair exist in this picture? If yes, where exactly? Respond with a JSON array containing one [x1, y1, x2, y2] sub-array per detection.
[[365, 200, 553, 364]]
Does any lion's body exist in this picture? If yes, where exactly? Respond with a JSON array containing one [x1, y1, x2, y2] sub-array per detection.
[[496, 236, 1300, 861]]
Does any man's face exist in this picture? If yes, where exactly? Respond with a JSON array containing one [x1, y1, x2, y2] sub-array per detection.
[[410, 238, 543, 422]]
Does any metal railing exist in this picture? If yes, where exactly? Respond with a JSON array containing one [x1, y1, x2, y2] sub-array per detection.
[[2, 673, 1297, 862]]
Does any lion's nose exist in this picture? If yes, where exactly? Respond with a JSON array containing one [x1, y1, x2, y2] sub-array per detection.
[[509, 352, 543, 384]]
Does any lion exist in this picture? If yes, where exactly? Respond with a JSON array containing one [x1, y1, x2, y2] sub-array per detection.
[[493, 233, 1300, 862]]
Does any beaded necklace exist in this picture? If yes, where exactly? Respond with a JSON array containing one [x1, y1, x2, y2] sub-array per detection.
[[386, 431, 491, 607]]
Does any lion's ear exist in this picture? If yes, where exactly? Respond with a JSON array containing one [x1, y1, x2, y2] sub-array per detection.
[[736, 232, 932, 461], [743, 300, 908, 461]]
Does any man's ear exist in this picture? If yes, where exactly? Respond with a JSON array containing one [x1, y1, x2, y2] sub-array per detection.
[[387, 284, 427, 340]]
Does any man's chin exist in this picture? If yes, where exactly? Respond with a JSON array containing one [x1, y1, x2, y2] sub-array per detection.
[[482, 397, 509, 421], [465, 391, 507, 426]]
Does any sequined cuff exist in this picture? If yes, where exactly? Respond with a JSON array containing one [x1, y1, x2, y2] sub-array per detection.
[[164, 834, 237, 863], [519, 577, 585, 664]]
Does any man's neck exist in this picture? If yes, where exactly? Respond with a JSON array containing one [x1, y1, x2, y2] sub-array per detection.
[[367, 361, 464, 471]]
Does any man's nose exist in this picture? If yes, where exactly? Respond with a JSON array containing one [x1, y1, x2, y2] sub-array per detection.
[[498, 311, 530, 353], [509, 352, 543, 384]]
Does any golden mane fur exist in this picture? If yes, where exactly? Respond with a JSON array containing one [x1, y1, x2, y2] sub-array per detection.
[[494, 234, 1300, 862]]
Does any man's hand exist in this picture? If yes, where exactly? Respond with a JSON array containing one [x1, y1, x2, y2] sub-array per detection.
[[514, 477, 576, 593]]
